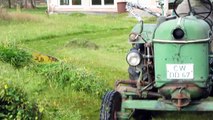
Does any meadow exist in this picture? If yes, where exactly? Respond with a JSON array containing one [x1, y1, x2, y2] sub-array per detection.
[[0, 7, 136, 119], [0, 7, 212, 120]]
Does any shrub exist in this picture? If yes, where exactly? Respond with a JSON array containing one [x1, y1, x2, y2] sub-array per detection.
[[33, 63, 110, 97], [0, 83, 41, 119], [0, 45, 32, 68], [10, 12, 41, 22], [0, 7, 40, 22], [0, 7, 11, 20]]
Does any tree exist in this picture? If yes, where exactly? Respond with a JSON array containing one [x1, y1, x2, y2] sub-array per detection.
[[22, 0, 36, 8], [8, 0, 11, 8], [1, 0, 37, 9], [30, 0, 36, 8]]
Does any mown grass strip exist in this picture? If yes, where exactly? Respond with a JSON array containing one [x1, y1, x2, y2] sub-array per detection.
[[22, 27, 131, 43]]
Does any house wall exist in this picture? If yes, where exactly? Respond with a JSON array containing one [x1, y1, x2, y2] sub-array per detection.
[[47, 0, 157, 13]]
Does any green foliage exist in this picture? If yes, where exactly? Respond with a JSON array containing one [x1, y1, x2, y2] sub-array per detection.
[[0, 83, 41, 119], [0, 44, 32, 68], [33, 63, 110, 97]]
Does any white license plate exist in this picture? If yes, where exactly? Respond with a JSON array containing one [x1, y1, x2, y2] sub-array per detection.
[[166, 64, 194, 79]]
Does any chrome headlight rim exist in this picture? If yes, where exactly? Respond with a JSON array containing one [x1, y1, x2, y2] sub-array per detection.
[[126, 50, 142, 66]]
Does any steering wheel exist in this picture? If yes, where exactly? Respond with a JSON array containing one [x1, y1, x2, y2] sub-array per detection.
[[173, 0, 212, 19]]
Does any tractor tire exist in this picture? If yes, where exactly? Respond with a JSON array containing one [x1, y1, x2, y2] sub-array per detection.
[[133, 110, 152, 120], [100, 90, 122, 120]]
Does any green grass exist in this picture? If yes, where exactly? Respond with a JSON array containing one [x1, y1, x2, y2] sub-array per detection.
[[0, 7, 212, 120], [0, 7, 135, 119]]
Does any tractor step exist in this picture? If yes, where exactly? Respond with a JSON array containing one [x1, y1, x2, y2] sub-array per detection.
[[121, 100, 213, 111]]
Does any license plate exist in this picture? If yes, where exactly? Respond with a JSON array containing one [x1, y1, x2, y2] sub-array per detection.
[[166, 64, 194, 79]]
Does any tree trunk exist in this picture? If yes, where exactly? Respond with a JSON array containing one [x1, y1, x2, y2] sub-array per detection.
[[23, 0, 28, 8], [8, 0, 11, 8], [30, 0, 36, 8], [23, 0, 36, 8]]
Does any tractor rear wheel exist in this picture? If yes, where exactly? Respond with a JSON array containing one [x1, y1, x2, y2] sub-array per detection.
[[100, 90, 122, 120]]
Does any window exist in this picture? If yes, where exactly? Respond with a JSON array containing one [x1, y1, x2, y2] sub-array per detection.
[[60, 0, 69, 5], [92, 0, 101, 5], [92, 0, 114, 5], [72, 0, 81, 5], [104, 0, 113, 5]]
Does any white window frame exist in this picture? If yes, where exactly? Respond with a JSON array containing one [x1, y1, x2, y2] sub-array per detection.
[[58, 0, 82, 6], [90, 0, 115, 7]]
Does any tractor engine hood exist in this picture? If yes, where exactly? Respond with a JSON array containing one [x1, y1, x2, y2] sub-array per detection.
[[153, 16, 211, 42], [153, 16, 212, 101]]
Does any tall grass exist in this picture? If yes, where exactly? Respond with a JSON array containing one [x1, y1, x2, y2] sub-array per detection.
[[0, 37, 111, 119], [0, 7, 11, 20], [0, 43, 32, 68], [0, 7, 41, 22], [33, 63, 110, 97], [0, 40, 109, 97]]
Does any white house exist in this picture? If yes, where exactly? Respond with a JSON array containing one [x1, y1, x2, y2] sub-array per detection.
[[47, 0, 158, 13]]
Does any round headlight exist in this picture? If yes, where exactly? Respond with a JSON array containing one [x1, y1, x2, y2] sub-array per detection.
[[126, 51, 141, 66], [173, 28, 184, 40]]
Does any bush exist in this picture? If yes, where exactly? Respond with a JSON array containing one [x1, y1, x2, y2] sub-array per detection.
[[0, 44, 32, 68], [0, 83, 41, 119], [33, 63, 110, 97], [0, 7, 41, 22], [10, 12, 41, 22], [0, 7, 11, 20]]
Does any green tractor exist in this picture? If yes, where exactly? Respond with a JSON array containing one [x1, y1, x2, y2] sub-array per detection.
[[100, 0, 213, 119]]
